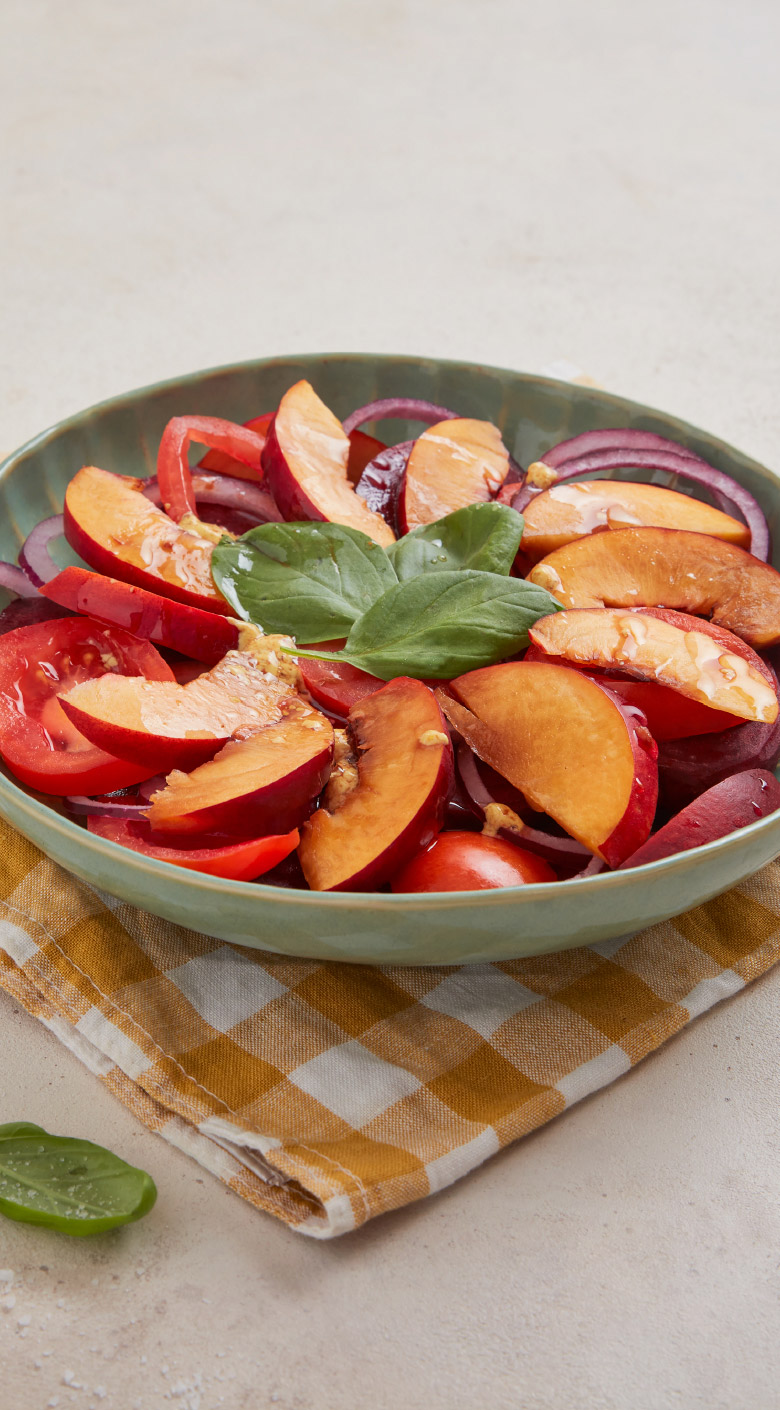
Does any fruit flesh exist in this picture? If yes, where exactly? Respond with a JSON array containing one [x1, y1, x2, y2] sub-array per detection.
[[527, 526, 780, 647], [400, 418, 510, 532], [528, 608, 778, 723], [263, 380, 396, 546], [443, 661, 657, 865], [59, 650, 295, 770], [148, 702, 334, 836], [298, 678, 453, 891], [520, 480, 751, 562], [64, 466, 232, 614]]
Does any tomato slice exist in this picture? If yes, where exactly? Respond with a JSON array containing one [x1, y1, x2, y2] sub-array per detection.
[[198, 413, 275, 481], [391, 831, 555, 892], [158, 415, 268, 521], [87, 816, 299, 881], [0, 618, 173, 795]]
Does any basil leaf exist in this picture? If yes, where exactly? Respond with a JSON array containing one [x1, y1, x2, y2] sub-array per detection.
[[292, 571, 560, 679], [0, 1125, 157, 1236], [387, 502, 524, 581], [211, 522, 398, 644]]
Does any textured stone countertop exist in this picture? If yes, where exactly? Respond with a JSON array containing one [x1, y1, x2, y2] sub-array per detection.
[[1, 2, 779, 1407]]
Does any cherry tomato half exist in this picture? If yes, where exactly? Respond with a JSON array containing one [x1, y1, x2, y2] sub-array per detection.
[[391, 832, 555, 892], [0, 617, 173, 795], [88, 816, 299, 882]]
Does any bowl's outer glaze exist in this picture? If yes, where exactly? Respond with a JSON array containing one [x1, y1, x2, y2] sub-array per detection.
[[2, 352, 780, 964]]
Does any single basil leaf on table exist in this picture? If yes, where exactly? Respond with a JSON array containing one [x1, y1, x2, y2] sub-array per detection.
[[211, 521, 398, 644], [387, 501, 524, 581], [0, 1124, 157, 1235], [291, 571, 561, 680]]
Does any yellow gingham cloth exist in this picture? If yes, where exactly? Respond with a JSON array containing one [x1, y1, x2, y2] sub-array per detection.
[[1, 819, 779, 1238]]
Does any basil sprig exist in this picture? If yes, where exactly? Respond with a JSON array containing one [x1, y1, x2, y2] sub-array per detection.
[[387, 501, 523, 580], [214, 500, 556, 678], [0, 1122, 157, 1235], [212, 522, 398, 643], [292, 571, 558, 680]]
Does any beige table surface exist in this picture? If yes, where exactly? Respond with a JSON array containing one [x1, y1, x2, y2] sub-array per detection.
[[1, 2, 779, 1407]]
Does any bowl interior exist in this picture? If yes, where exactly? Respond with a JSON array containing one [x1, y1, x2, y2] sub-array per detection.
[[1, 351, 780, 964]]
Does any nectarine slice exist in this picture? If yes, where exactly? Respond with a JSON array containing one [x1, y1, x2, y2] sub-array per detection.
[[59, 650, 296, 771], [398, 419, 510, 533], [618, 769, 780, 869], [148, 702, 334, 837], [442, 661, 658, 866], [528, 608, 778, 723], [64, 466, 232, 614], [527, 526, 780, 648], [520, 480, 750, 562], [262, 380, 395, 546], [298, 677, 453, 891]]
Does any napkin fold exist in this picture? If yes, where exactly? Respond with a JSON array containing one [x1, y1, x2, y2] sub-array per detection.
[[2, 821, 779, 1237]]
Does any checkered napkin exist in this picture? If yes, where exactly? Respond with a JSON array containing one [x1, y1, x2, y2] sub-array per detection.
[[1, 820, 779, 1238]]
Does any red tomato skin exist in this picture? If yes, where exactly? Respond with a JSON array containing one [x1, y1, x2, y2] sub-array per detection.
[[157, 415, 268, 521], [391, 831, 555, 892], [87, 816, 299, 882], [0, 617, 172, 794], [298, 640, 383, 719], [198, 413, 275, 479]]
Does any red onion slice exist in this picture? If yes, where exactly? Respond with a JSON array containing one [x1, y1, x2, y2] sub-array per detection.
[[342, 398, 459, 437], [18, 515, 65, 586], [0, 562, 42, 598], [355, 440, 412, 531], [540, 428, 706, 470], [143, 473, 282, 527], [65, 795, 150, 821], [512, 432, 770, 560]]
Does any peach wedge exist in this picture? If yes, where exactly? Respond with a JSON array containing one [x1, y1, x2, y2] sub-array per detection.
[[441, 661, 658, 867], [59, 650, 295, 771], [528, 608, 778, 723], [64, 466, 232, 614], [527, 526, 780, 648], [148, 704, 334, 837], [399, 418, 510, 533], [298, 677, 453, 891], [520, 479, 751, 563], [262, 380, 395, 546]]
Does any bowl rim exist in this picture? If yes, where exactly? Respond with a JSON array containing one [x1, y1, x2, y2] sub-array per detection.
[[1, 348, 779, 910]]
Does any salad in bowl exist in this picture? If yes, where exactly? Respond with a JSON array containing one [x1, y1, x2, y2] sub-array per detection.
[[1, 371, 780, 905]]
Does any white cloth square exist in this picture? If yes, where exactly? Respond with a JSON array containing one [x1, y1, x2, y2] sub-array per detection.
[[289, 1040, 420, 1127], [168, 948, 286, 1032], [421, 965, 541, 1038]]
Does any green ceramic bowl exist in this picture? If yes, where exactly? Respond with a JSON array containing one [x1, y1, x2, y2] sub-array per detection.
[[2, 353, 780, 964]]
